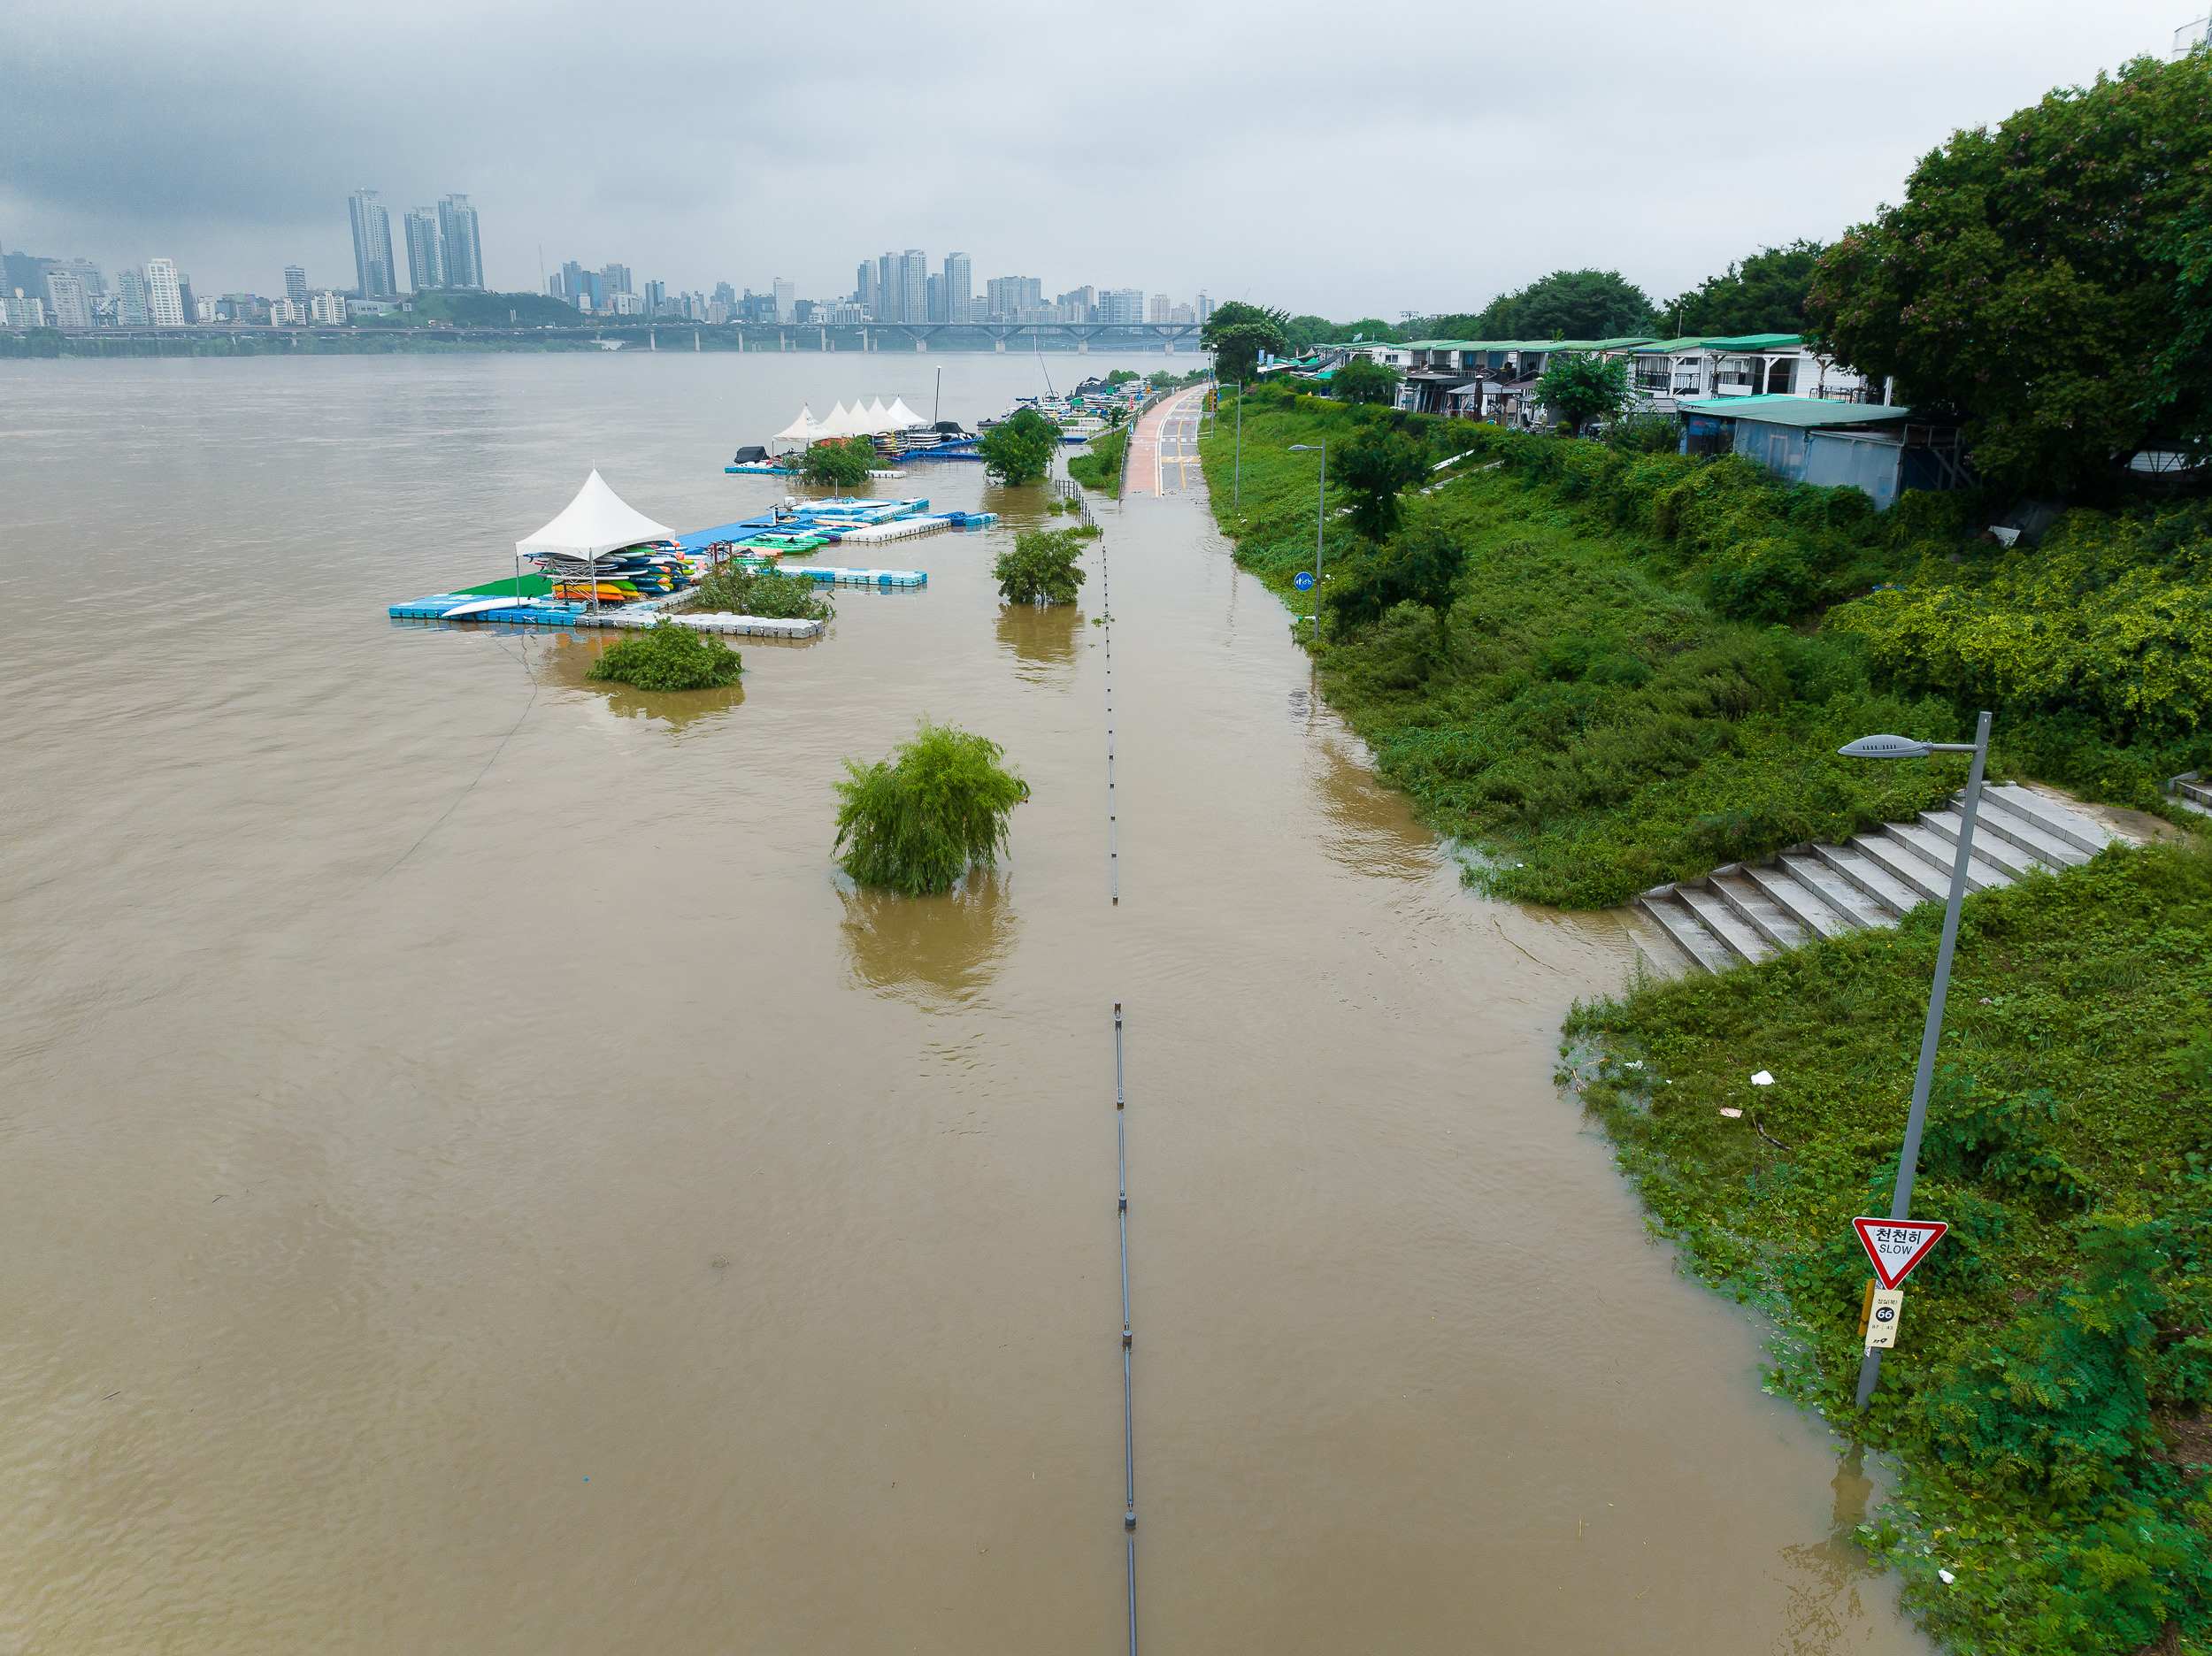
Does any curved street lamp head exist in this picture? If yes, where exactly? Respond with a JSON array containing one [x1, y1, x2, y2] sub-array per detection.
[[1839, 733, 1934, 760], [1287, 444, 1319, 451]]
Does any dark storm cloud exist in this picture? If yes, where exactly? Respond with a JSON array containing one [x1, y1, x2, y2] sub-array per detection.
[[0, 0, 2193, 312]]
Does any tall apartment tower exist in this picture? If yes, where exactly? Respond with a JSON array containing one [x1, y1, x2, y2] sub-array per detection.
[[403, 210, 447, 291], [856, 260, 879, 318], [437, 196, 483, 288], [1103, 289, 1145, 325], [1148, 293, 1171, 324], [772, 277, 795, 323], [875, 254, 895, 319], [897, 251, 926, 326], [1196, 291, 1212, 324], [349, 190, 396, 296], [942, 252, 971, 325], [116, 267, 150, 326], [284, 265, 308, 304], [45, 272, 91, 329], [144, 257, 186, 326]]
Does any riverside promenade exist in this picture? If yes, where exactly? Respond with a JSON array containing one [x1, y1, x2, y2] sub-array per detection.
[[1124, 387, 1209, 497]]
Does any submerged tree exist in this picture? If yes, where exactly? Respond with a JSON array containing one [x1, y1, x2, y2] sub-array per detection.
[[979, 408, 1063, 486], [833, 721, 1031, 896], [994, 527, 1088, 605], [798, 439, 877, 487], [587, 621, 743, 691]]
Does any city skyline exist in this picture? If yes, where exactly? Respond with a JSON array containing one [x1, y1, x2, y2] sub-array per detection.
[[1, 2, 2189, 316]]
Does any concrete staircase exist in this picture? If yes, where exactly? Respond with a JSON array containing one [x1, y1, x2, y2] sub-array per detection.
[[1638, 784, 2130, 975], [2170, 772, 2212, 819]]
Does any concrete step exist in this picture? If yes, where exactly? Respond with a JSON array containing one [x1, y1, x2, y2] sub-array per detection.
[[1778, 851, 1900, 928], [1885, 820, 2013, 892], [1932, 797, 2092, 872], [1741, 858, 1857, 939], [1985, 783, 2116, 856], [1637, 889, 1732, 975], [1709, 870, 1810, 952], [1811, 840, 1926, 917], [2172, 776, 2211, 814], [1676, 883, 1778, 966]]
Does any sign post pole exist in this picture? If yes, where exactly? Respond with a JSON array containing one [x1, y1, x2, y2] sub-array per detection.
[[1850, 711, 1990, 1411]]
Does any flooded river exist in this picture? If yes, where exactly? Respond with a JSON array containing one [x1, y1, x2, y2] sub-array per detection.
[[0, 354, 1930, 1653]]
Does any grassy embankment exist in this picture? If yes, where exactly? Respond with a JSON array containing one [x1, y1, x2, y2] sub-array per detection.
[[1067, 425, 1128, 497], [1195, 388, 2208, 909], [1565, 847, 2212, 1653], [1201, 386, 2212, 1652]]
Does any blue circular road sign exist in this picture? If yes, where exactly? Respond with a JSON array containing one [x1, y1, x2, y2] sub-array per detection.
[[1294, 571, 1315, 591]]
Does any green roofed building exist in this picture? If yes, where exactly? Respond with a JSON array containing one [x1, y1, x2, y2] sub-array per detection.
[[1677, 395, 1970, 509]]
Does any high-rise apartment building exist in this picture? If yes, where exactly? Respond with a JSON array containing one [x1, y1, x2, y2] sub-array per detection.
[[896, 251, 926, 326], [1148, 293, 1171, 324], [986, 275, 1043, 318], [1102, 288, 1145, 325], [403, 209, 447, 291], [599, 264, 632, 297], [712, 281, 737, 311], [42, 258, 105, 305], [310, 290, 347, 325], [1170, 303, 1194, 325], [875, 254, 895, 319], [145, 257, 186, 326], [644, 280, 666, 310], [349, 190, 396, 296], [1196, 291, 1212, 325], [856, 260, 879, 318], [45, 272, 90, 329], [773, 277, 795, 323], [116, 267, 150, 326], [926, 272, 946, 323], [942, 253, 972, 325], [1057, 286, 1096, 321], [437, 196, 483, 288], [284, 265, 308, 304]]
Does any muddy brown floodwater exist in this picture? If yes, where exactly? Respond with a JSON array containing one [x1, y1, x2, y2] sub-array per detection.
[[0, 356, 1932, 1654]]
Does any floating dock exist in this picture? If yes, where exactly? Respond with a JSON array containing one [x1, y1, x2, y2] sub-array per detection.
[[782, 566, 926, 587]]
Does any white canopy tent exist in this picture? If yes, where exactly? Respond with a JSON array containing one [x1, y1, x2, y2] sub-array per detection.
[[864, 398, 894, 432], [515, 470, 673, 612], [769, 404, 820, 449], [816, 402, 855, 439], [886, 397, 924, 429]]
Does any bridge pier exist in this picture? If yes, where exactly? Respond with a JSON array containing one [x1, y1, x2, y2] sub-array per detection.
[[1078, 339, 1087, 353], [916, 337, 927, 351], [995, 337, 1006, 352]]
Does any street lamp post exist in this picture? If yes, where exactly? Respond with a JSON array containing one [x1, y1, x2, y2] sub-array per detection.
[[1839, 710, 1993, 1411], [1233, 385, 1243, 508], [1288, 441, 1327, 648]]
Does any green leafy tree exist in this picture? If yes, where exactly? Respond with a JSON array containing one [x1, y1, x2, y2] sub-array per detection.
[[1331, 356, 1402, 406], [1462, 270, 1658, 341], [1324, 518, 1470, 649], [1535, 351, 1631, 433], [1333, 425, 1432, 540], [1806, 49, 2212, 491], [994, 528, 1089, 604], [587, 622, 743, 691], [1202, 300, 1289, 380], [833, 721, 1031, 896], [1664, 242, 1824, 336], [978, 407, 1062, 485], [798, 439, 877, 487]]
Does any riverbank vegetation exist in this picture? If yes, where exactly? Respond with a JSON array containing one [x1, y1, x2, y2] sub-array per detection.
[[587, 622, 742, 691], [833, 721, 1029, 896], [1563, 840, 2212, 1652], [685, 562, 833, 621], [1067, 426, 1127, 495], [1197, 389, 2208, 908]]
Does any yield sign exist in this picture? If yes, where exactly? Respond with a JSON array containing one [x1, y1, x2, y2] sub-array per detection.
[[1854, 1218, 1948, 1288]]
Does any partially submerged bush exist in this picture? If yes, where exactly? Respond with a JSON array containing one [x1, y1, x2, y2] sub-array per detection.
[[994, 528, 1088, 605], [688, 561, 833, 621], [799, 439, 877, 487], [588, 622, 742, 691], [1067, 426, 1127, 495], [979, 407, 1063, 486], [833, 721, 1030, 896]]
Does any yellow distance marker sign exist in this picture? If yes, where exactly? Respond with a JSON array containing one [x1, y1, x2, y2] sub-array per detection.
[[1864, 1289, 1905, 1350]]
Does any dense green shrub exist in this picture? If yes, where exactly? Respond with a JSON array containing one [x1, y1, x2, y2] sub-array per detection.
[[1067, 426, 1127, 495], [979, 408, 1062, 486], [687, 561, 833, 621], [798, 440, 877, 487], [587, 622, 743, 691], [832, 721, 1031, 896], [994, 528, 1088, 605]]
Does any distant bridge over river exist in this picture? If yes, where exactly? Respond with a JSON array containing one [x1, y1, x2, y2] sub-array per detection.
[[36, 321, 1210, 356]]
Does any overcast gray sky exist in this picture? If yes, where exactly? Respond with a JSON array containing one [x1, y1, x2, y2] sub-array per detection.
[[1, 0, 2197, 314]]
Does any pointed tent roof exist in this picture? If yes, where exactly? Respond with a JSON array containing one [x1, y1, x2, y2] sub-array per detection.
[[770, 403, 819, 444], [817, 401, 854, 438], [886, 396, 923, 428], [516, 471, 672, 559], [864, 398, 894, 432]]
